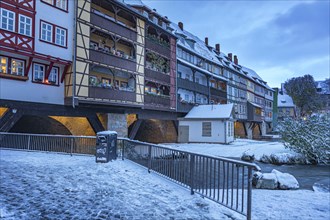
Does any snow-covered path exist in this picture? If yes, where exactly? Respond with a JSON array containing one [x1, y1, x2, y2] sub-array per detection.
[[0, 149, 240, 220], [1, 149, 329, 220]]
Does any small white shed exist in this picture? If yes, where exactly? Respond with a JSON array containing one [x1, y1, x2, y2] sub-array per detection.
[[178, 104, 235, 144]]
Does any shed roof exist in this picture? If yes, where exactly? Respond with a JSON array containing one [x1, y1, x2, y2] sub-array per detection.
[[277, 93, 295, 107], [184, 104, 234, 119]]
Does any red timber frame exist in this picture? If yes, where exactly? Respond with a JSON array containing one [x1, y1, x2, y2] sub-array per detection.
[[0, 0, 71, 83]]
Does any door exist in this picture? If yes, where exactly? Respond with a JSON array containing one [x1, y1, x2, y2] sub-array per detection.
[[178, 125, 189, 143]]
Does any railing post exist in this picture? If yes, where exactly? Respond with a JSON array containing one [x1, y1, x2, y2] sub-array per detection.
[[121, 139, 125, 160], [247, 167, 253, 220], [70, 137, 74, 156], [148, 145, 152, 173], [27, 135, 31, 151], [190, 154, 195, 195]]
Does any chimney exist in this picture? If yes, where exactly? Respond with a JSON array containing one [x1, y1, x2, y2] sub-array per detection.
[[215, 44, 220, 53], [234, 55, 238, 65], [205, 37, 208, 46], [178, 22, 183, 30], [228, 53, 232, 61]]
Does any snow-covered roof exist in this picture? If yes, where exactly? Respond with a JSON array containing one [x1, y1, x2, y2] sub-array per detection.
[[177, 58, 227, 82], [184, 104, 234, 120], [277, 93, 295, 108], [248, 101, 262, 109], [170, 22, 220, 65], [315, 79, 330, 95]]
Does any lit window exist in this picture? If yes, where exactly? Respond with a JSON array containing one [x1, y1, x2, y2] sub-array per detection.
[[41, 22, 52, 42], [33, 63, 45, 81], [11, 59, 24, 76], [55, 27, 66, 46], [19, 15, 32, 36], [0, 57, 8, 74], [0, 9, 15, 32], [48, 67, 58, 84]]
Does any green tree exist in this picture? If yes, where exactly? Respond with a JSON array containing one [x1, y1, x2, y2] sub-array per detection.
[[284, 74, 322, 116]]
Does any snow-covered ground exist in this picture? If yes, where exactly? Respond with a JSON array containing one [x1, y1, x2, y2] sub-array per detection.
[[1, 149, 329, 220], [161, 139, 294, 160]]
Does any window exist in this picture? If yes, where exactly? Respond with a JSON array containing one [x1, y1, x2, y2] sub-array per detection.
[[0, 56, 26, 77], [11, 59, 24, 76], [1, 9, 15, 32], [33, 63, 45, 82], [42, 0, 68, 11], [55, 27, 66, 46], [19, 15, 32, 36], [0, 57, 8, 74], [48, 67, 58, 84], [41, 22, 52, 42], [202, 122, 212, 137], [40, 21, 67, 47]]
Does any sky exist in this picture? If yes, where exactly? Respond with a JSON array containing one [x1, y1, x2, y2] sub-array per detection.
[[138, 0, 330, 88]]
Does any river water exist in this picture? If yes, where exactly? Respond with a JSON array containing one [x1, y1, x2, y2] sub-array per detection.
[[254, 161, 330, 191]]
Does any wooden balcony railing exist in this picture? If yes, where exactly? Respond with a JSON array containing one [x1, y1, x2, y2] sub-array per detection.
[[145, 68, 171, 84], [177, 78, 209, 95], [89, 49, 136, 72], [210, 87, 226, 98], [90, 12, 137, 41], [88, 86, 136, 102], [177, 102, 195, 113], [144, 93, 171, 107], [145, 38, 171, 57]]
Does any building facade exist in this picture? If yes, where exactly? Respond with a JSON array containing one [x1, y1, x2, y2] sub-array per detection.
[[0, 0, 73, 131], [1, 0, 274, 140]]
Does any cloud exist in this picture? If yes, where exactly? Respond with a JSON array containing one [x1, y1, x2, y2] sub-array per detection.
[[141, 0, 329, 87]]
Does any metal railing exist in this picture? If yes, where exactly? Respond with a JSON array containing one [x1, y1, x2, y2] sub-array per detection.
[[0, 132, 259, 219], [121, 139, 260, 220], [0, 132, 96, 155]]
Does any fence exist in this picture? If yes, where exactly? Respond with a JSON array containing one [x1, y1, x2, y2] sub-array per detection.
[[122, 139, 260, 220], [0, 132, 259, 220], [0, 132, 97, 155]]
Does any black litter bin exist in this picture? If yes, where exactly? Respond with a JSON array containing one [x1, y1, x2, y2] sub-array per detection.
[[96, 131, 117, 163]]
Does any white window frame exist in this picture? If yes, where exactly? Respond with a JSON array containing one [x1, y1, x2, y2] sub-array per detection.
[[41, 22, 53, 42], [0, 56, 8, 74], [0, 8, 15, 32], [48, 67, 59, 84], [55, 0, 67, 11], [33, 63, 45, 82], [11, 59, 25, 76], [55, 26, 66, 47], [19, 14, 32, 36]]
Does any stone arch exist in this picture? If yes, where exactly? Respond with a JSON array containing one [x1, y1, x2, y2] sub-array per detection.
[[10, 115, 72, 135]]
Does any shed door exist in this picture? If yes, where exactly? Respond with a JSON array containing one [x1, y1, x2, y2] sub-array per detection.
[[178, 126, 189, 143]]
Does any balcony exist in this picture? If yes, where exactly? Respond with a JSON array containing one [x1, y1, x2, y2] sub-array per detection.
[[144, 93, 171, 107], [177, 102, 195, 113], [210, 87, 226, 98], [145, 68, 170, 84], [145, 38, 170, 57], [89, 49, 136, 72], [89, 86, 136, 102], [90, 12, 137, 41], [177, 78, 209, 95]]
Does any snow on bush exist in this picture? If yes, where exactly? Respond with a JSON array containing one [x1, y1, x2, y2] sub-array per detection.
[[259, 153, 306, 165], [277, 114, 330, 164]]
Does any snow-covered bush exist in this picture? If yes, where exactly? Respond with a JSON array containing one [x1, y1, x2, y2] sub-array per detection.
[[277, 115, 330, 164], [259, 153, 306, 165]]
